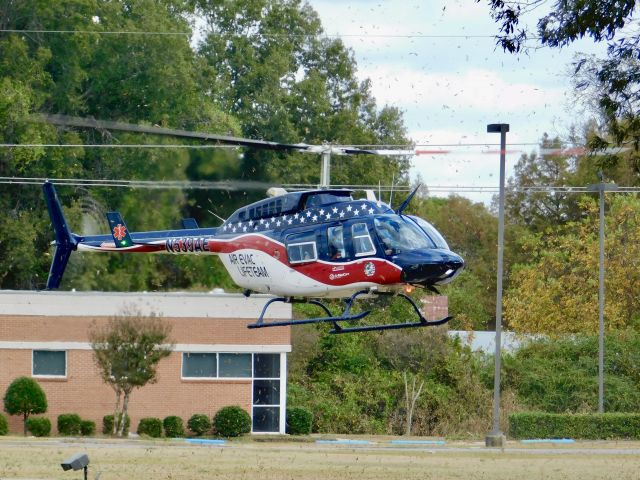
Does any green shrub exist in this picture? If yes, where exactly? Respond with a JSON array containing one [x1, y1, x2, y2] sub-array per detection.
[[187, 414, 211, 436], [137, 417, 163, 438], [57, 413, 82, 435], [286, 407, 312, 435], [80, 420, 96, 436], [0, 413, 8, 435], [163, 416, 184, 437], [27, 417, 51, 437], [3, 377, 48, 435], [103, 414, 130, 435], [509, 412, 640, 439], [213, 406, 251, 437]]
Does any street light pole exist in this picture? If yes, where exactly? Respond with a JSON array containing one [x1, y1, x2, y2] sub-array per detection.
[[486, 123, 509, 447], [587, 173, 617, 413]]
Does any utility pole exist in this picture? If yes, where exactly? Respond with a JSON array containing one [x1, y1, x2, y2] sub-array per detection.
[[486, 123, 509, 447], [587, 173, 617, 413]]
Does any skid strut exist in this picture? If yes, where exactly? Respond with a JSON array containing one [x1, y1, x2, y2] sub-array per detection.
[[247, 290, 452, 333]]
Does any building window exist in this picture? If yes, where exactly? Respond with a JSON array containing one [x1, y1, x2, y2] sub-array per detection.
[[32, 350, 66, 377], [252, 354, 281, 433], [182, 353, 216, 378], [219, 353, 252, 378]]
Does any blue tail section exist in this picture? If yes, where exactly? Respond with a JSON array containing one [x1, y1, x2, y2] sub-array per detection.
[[43, 182, 79, 289], [106, 212, 134, 248]]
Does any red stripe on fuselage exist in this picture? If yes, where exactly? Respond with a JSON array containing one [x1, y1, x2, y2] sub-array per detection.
[[208, 234, 402, 287]]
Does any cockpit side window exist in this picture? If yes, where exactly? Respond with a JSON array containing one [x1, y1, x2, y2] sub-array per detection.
[[285, 231, 318, 264], [351, 223, 376, 257]]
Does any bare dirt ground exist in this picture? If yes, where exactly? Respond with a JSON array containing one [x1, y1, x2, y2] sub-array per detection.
[[0, 436, 639, 480]]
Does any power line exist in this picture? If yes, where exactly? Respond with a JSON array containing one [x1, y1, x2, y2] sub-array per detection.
[[3, 177, 640, 194], [0, 28, 501, 39]]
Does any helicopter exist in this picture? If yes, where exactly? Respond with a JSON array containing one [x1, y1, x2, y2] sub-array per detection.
[[40, 115, 465, 333]]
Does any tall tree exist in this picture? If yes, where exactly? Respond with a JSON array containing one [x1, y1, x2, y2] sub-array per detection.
[[505, 195, 640, 334], [89, 309, 174, 436], [195, 0, 411, 188], [481, 0, 639, 147]]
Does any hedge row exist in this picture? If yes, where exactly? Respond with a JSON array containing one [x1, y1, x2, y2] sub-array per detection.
[[58, 414, 95, 436], [509, 412, 640, 439]]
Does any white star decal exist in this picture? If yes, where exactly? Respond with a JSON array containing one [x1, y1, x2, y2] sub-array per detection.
[[347, 205, 352, 212], [288, 219, 293, 225], [319, 209, 325, 215], [223, 225, 228, 231], [294, 213, 299, 219], [232, 227, 237, 233], [300, 217, 306, 223], [339, 210, 345, 218], [312, 215, 318, 222], [276, 220, 281, 227], [259, 219, 264, 225], [368, 208, 374, 214], [265, 222, 270, 228], [354, 209, 360, 216], [237, 222, 242, 227], [361, 203, 367, 210], [283, 215, 288, 221], [306, 210, 312, 217], [325, 213, 331, 220], [243, 227, 247, 232], [248, 220, 254, 227], [332, 207, 338, 214]]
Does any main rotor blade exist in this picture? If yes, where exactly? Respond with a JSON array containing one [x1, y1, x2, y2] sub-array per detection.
[[34, 114, 313, 152], [33, 114, 417, 156]]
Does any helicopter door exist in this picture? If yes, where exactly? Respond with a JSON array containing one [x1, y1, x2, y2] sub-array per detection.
[[326, 225, 347, 261], [351, 222, 377, 257]]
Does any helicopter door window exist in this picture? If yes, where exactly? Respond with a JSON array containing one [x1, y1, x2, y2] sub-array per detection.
[[327, 226, 346, 260], [285, 231, 318, 264], [351, 223, 376, 257]]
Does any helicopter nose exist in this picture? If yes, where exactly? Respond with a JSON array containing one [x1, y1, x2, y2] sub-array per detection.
[[397, 250, 464, 285]]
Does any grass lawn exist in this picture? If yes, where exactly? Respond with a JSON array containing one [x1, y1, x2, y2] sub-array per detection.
[[0, 436, 638, 480]]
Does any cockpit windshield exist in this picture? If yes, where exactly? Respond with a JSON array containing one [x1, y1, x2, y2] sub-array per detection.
[[408, 216, 450, 250], [374, 216, 436, 255]]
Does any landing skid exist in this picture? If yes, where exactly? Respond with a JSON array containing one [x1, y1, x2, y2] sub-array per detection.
[[246, 290, 452, 334]]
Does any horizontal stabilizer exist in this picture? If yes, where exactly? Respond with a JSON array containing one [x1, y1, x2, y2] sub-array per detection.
[[181, 218, 199, 229], [106, 212, 134, 248]]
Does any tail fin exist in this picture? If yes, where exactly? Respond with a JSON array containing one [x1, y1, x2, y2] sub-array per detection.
[[43, 182, 79, 289], [106, 212, 134, 248]]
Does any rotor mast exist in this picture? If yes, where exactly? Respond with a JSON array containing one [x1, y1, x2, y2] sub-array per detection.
[[320, 150, 331, 188]]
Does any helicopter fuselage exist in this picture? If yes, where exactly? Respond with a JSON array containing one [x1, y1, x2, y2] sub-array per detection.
[[67, 189, 464, 298]]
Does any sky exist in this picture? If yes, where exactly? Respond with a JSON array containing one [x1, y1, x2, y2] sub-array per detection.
[[310, 0, 609, 203]]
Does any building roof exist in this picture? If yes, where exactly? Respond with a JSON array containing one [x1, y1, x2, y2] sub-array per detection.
[[0, 290, 291, 319]]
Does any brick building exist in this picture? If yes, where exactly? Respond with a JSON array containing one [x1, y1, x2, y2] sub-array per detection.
[[0, 290, 291, 435]]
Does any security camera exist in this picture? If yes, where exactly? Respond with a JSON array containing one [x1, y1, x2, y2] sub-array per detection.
[[61, 453, 89, 472]]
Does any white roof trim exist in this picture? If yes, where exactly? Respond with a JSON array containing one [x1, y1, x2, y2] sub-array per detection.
[[0, 341, 291, 353], [0, 290, 291, 319]]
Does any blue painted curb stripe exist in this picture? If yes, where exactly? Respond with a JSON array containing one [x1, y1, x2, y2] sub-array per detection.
[[390, 440, 446, 445], [185, 439, 226, 445], [316, 440, 371, 445], [521, 439, 575, 444]]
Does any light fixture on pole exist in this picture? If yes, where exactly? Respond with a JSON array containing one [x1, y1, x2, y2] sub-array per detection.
[[587, 172, 617, 413], [486, 123, 509, 447]]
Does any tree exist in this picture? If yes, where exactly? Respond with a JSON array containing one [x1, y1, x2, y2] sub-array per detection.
[[505, 195, 640, 334], [504, 134, 584, 232], [89, 309, 174, 436], [481, 0, 639, 146], [374, 327, 450, 435], [3, 376, 47, 435]]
